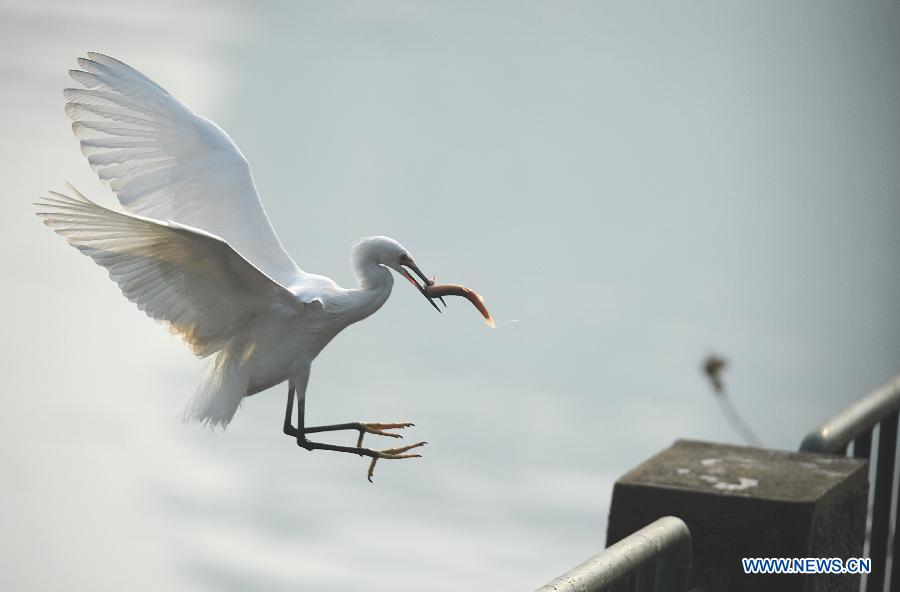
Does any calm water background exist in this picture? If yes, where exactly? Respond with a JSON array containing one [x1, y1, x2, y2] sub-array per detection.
[[2, 1, 898, 590]]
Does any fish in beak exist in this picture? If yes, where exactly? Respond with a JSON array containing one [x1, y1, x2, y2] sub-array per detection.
[[397, 255, 495, 328], [398, 254, 445, 312], [425, 283, 495, 328]]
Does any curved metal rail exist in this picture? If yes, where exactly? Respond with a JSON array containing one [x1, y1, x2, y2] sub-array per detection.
[[534, 516, 691, 592], [801, 374, 900, 454], [800, 373, 900, 592]]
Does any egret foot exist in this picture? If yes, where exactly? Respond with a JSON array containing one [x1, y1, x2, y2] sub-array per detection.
[[367, 441, 427, 483], [281, 385, 424, 480], [294, 421, 415, 447], [288, 434, 426, 482]]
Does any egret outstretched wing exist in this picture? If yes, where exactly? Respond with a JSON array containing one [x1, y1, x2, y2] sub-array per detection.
[[35, 187, 304, 358], [64, 52, 303, 288]]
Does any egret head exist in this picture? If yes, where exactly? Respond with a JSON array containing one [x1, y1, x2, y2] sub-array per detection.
[[352, 236, 442, 311]]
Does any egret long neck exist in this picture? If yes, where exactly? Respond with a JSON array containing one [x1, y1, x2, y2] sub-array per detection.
[[338, 254, 394, 324], [352, 254, 393, 292]]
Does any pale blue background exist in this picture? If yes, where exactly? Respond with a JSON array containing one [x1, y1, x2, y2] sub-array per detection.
[[2, 1, 898, 590]]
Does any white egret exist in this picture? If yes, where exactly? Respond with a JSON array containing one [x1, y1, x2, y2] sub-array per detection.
[[35, 53, 491, 480]]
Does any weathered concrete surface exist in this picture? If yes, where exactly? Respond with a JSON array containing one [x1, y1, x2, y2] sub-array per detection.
[[607, 440, 868, 592]]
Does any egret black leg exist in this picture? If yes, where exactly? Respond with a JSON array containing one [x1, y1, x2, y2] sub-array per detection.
[[282, 382, 296, 436], [281, 382, 312, 445], [296, 386, 307, 447], [281, 383, 425, 481]]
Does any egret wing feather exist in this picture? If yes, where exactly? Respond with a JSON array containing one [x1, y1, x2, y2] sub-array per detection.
[[65, 52, 305, 288], [35, 187, 305, 358]]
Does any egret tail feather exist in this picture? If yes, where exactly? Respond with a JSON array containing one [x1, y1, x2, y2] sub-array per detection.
[[183, 344, 248, 428]]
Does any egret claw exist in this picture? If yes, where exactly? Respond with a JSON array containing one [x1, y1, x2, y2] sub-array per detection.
[[355, 421, 415, 447], [367, 441, 427, 482]]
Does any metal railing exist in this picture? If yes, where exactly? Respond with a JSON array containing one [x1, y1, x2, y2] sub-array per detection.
[[800, 373, 900, 592], [534, 516, 691, 592]]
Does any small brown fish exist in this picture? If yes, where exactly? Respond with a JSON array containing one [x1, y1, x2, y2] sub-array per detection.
[[424, 283, 495, 328]]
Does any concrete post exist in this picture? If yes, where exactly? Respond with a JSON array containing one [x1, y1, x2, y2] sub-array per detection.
[[606, 439, 868, 592]]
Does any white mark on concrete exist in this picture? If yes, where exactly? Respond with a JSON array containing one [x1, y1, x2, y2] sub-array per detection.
[[727, 456, 759, 466], [814, 457, 848, 466], [676, 468, 691, 475], [713, 477, 759, 491], [701, 458, 720, 467], [700, 475, 718, 483]]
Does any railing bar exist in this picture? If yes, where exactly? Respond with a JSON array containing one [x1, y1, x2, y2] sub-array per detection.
[[800, 374, 900, 454], [889, 522, 899, 591], [888, 432, 900, 592], [855, 427, 877, 564], [859, 425, 881, 570], [853, 429, 873, 460], [636, 562, 655, 592], [534, 516, 690, 592], [630, 569, 639, 592], [868, 413, 898, 592], [611, 571, 634, 592]]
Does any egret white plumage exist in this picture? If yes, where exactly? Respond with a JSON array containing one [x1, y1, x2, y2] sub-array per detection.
[[36, 53, 492, 481]]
